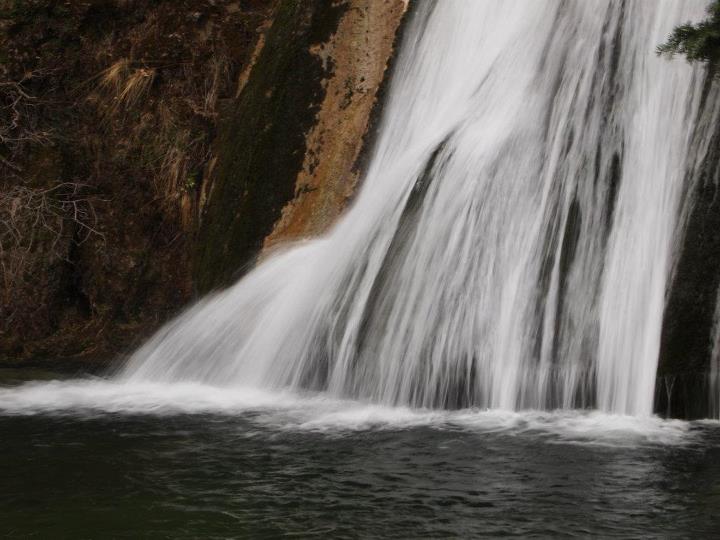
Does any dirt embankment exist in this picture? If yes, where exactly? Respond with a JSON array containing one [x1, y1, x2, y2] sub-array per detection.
[[194, 0, 409, 292]]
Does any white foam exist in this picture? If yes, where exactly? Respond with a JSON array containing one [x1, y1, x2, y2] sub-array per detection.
[[0, 379, 695, 446], [0, 379, 302, 415]]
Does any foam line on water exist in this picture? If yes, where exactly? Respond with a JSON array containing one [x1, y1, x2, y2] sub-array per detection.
[[0, 379, 695, 447]]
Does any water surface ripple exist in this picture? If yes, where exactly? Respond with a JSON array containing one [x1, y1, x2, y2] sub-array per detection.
[[1, 380, 718, 538]]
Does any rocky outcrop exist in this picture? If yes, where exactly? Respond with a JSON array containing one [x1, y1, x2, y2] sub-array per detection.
[[0, 0, 409, 366], [195, 0, 408, 292], [1, 0, 277, 365], [262, 0, 408, 250], [656, 83, 720, 419]]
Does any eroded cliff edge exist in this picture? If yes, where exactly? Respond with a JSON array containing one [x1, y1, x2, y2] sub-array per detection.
[[0, 0, 408, 367], [196, 0, 408, 291]]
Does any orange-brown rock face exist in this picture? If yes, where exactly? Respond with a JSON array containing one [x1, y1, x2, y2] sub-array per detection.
[[263, 0, 408, 251]]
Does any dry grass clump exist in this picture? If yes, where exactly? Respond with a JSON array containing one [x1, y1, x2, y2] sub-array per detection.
[[159, 132, 192, 197], [90, 50, 227, 214], [117, 67, 156, 109], [99, 58, 130, 90], [184, 57, 229, 119], [97, 59, 156, 112], [79, 3, 265, 224]]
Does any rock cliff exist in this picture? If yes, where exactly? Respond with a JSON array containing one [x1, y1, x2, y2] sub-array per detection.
[[0, 0, 408, 367]]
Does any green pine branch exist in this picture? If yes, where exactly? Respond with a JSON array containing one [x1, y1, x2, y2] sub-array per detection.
[[658, 1, 720, 73]]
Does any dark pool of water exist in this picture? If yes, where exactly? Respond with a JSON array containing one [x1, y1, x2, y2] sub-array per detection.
[[1, 395, 719, 539]]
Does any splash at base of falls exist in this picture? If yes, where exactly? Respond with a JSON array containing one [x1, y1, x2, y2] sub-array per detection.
[[120, 1, 717, 417], [0, 379, 699, 447]]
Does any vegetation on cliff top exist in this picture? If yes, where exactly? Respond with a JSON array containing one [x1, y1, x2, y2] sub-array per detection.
[[658, 1, 720, 72]]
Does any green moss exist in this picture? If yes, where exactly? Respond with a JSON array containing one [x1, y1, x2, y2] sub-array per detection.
[[194, 0, 348, 293], [185, 170, 200, 192]]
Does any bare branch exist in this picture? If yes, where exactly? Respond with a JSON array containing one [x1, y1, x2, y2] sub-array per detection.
[[0, 183, 105, 308]]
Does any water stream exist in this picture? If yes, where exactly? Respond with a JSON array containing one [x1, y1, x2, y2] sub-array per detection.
[[120, 0, 715, 416]]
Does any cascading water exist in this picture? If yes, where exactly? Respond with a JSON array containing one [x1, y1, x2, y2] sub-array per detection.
[[123, 0, 714, 416]]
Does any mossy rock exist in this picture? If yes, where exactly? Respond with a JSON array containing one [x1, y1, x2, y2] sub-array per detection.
[[194, 0, 348, 293]]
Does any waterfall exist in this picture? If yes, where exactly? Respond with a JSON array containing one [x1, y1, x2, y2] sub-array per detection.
[[123, 0, 712, 416]]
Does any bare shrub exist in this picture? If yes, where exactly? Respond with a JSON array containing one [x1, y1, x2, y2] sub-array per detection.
[[0, 183, 104, 310], [0, 70, 54, 176]]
